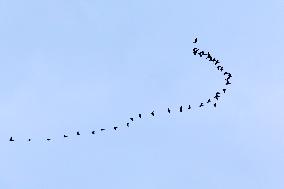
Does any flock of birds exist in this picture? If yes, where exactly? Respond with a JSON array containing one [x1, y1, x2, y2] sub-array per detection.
[[9, 38, 232, 143]]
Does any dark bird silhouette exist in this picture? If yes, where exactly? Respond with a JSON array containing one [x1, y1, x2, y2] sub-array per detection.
[[130, 118, 134, 121], [215, 60, 220, 65], [92, 131, 95, 134], [198, 51, 206, 57], [199, 103, 204, 107], [207, 99, 211, 103], [127, 123, 129, 127], [223, 89, 226, 93], [47, 139, 51, 141], [188, 105, 191, 109], [193, 38, 197, 43], [64, 135, 68, 138], [212, 58, 216, 62], [206, 52, 212, 61], [217, 66, 222, 70], [151, 111, 155, 116], [180, 106, 183, 112], [193, 48, 199, 55], [214, 92, 221, 100], [139, 114, 142, 118], [28, 139, 31, 142], [168, 108, 171, 113], [220, 67, 224, 72], [77, 131, 80, 136], [226, 80, 231, 85], [214, 103, 217, 107], [114, 127, 118, 130], [101, 129, 106, 131], [9, 137, 14, 141], [224, 72, 232, 78]]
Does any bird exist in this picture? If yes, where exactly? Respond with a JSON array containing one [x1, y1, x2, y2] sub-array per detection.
[[193, 38, 197, 43], [217, 66, 222, 70], [206, 52, 212, 60], [224, 72, 232, 78], [77, 131, 80, 136], [127, 123, 129, 127], [193, 48, 199, 55], [199, 103, 204, 107], [214, 103, 217, 107], [114, 127, 118, 130], [91, 131, 95, 134], [151, 111, 155, 116], [101, 129, 106, 131], [207, 99, 211, 103], [139, 114, 142, 118], [188, 105, 191, 109], [180, 106, 183, 112], [223, 89, 226, 93], [47, 138, 51, 141], [64, 135, 68, 138], [214, 95, 220, 100], [168, 108, 171, 113], [9, 137, 14, 141], [226, 80, 231, 85], [220, 67, 224, 72], [28, 139, 31, 142], [215, 60, 220, 65], [130, 118, 134, 121]]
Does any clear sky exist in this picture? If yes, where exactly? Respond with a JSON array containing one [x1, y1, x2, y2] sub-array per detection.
[[0, 0, 283, 188]]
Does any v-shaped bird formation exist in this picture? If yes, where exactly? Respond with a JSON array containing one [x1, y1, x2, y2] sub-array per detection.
[[8, 37, 232, 143]]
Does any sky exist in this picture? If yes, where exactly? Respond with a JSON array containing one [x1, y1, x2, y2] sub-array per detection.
[[0, 0, 284, 188]]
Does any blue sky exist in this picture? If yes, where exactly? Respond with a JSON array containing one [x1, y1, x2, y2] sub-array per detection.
[[0, 0, 283, 188]]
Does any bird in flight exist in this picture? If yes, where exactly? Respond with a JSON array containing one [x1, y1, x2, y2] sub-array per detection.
[[199, 103, 204, 107], [193, 48, 199, 55], [214, 92, 221, 100], [223, 89, 226, 93], [126, 123, 129, 127], [226, 80, 231, 85], [130, 118, 134, 121], [180, 106, 183, 112], [77, 131, 80, 136], [114, 127, 118, 130], [168, 108, 171, 113], [207, 99, 211, 103], [214, 103, 217, 108], [64, 135, 68, 138], [91, 131, 95, 135], [151, 111, 155, 116], [139, 114, 142, 118], [47, 139, 51, 141], [9, 137, 14, 142], [188, 105, 191, 109], [101, 129, 106, 131], [215, 60, 220, 65], [28, 139, 31, 142], [193, 38, 197, 43]]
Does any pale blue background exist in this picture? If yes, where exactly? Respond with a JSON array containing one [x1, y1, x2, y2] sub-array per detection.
[[0, 0, 283, 188]]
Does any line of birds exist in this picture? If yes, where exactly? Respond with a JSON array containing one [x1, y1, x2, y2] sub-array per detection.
[[9, 38, 232, 143]]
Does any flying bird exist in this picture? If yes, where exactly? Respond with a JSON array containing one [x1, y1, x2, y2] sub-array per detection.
[[207, 99, 211, 103], [168, 108, 171, 113], [199, 103, 204, 107], [47, 139, 51, 141], [151, 111, 155, 116], [226, 81, 231, 85], [28, 139, 31, 142], [220, 67, 224, 72], [139, 114, 142, 118], [193, 48, 199, 55], [193, 38, 197, 43], [114, 127, 118, 130], [64, 135, 68, 138], [130, 118, 134, 121], [127, 123, 129, 127], [180, 106, 183, 112], [215, 60, 220, 65], [9, 137, 14, 142], [92, 131, 95, 134], [101, 129, 106, 131], [223, 89, 226, 93], [214, 103, 217, 107], [188, 105, 191, 109], [77, 131, 80, 136]]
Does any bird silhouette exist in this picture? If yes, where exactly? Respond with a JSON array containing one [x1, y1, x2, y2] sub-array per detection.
[[64, 135, 68, 138], [77, 131, 80, 136], [225, 79, 231, 85], [188, 105, 191, 109], [9, 137, 14, 141], [217, 66, 222, 70], [180, 106, 183, 112], [198, 51, 206, 57], [139, 114, 142, 118], [220, 67, 224, 72], [199, 103, 204, 107], [127, 123, 129, 127], [101, 129, 106, 131], [215, 60, 220, 65], [168, 108, 171, 113], [224, 72, 232, 78], [92, 131, 95, 134], [193, 38, 197, 43], [114, 127, 118, 130], [223, 89, 226, 93], [47, 139, 51, 141], [28, 139, 31, 142], [207, 99, 211, 103], [130, 118, 134, 121], [206, 53, 212, 61], [151, 111, 155, 116], [214, 103, 217, 107], [214, 92, 220, 100]]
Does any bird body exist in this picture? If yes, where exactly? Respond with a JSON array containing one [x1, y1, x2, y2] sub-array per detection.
[[139, 114, 142, 118], [207, 99, 211, 103], [92, 131, 95, 134], [193, 38, 197, 43], [127, 123, 129, 127], [101, 129, 106, 131], [180, 106, 183, 112], [151, 111, 155, 116], [199, 103, 204, 107], [214, 103, 217, 107], [188, 105, 191, 109], [77, 132, 80, 136], [9, 137, 14, 141], [64, 135, 68, 138], [114, 127, 118, 130], [168, 108, 171, 113], [223, 89, 226, 93], [130, 118, 134, 121]]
